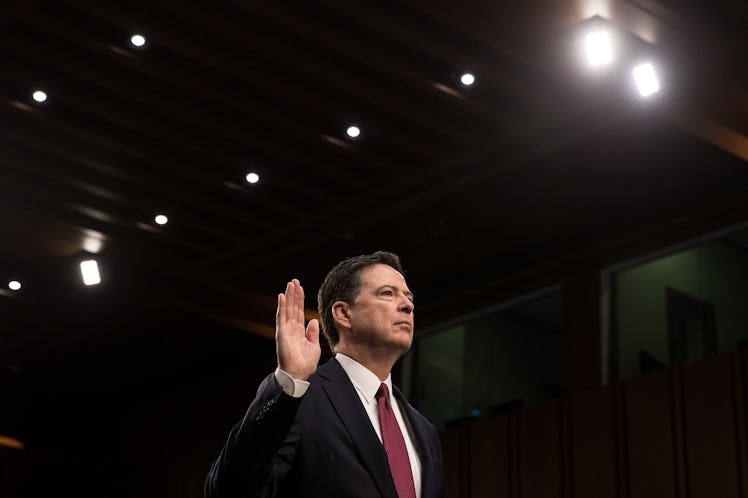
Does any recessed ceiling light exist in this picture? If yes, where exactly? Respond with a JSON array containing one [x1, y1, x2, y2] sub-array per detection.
[[8, 280, 21, 291], [154, 214, 168, 225], [346, 126, 361, 138], [82, 230, 104, 254], [585, 31, 612, 66], [130, 34, 146, 47], [32, 90, 47, 103], [460, 73, 476, 86], [633, 63, 660, 96], [245, 172, 260, 184], [80, 260, 101, 286]]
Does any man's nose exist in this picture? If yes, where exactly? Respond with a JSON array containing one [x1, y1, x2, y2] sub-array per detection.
[[399, 297, 414, 314]]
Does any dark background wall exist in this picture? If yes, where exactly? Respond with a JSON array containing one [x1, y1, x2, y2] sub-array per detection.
[[443, 348, 748, 498], [3, 315, 277, 498]]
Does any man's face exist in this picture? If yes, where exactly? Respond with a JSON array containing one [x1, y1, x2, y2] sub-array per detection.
[[345, 264, 415, 354]]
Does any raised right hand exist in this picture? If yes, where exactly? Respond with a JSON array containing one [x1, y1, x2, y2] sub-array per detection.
[[275, 279, 321, 381]]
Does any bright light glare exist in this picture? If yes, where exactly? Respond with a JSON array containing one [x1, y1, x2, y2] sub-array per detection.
[[346, 126, 361, 138], [80, 260, 101, 286], [8, 281, 21, 291], [32, 90, 47, 103], [130, 34, 146, 47], [83, 235, 103, 254], [586, 32, 612, 66], [154, 214, 168, 225], [460, 73, 476, 86], [633, 63, 660, 96], [581, 0, 612, 19], [246, 172, 260, 184]]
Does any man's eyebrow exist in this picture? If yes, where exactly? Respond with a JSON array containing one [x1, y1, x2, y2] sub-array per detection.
[[377, 284, 415, 300]]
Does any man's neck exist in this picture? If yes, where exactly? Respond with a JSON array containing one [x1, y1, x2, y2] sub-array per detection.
[[333, 346, 398, 381]]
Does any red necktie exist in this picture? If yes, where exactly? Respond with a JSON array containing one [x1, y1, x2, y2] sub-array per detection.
[[376, 383, 417, 498]]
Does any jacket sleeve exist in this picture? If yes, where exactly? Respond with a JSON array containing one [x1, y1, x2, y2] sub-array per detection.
[[204, 373, 304, 498]]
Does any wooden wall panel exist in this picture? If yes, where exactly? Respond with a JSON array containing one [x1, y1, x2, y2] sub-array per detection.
[[570, 386, 617, 498], [518, 399, 562, 498], [625, 368, 678, 498], [441, 426, 466, 498], [440, 352, 748, 498], [738, 347, 748, 496], [680, 354, 741, 498], [470, 414, 512, 498]]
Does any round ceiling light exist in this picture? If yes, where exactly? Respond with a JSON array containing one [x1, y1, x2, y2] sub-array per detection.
[[32, 90, 47, 103], [130, 34, 147, 47], [460, 73, 476, 86], [346, 126, 361, 138]]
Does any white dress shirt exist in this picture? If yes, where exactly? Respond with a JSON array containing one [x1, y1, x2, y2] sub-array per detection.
[[275, 353, 422, 498]]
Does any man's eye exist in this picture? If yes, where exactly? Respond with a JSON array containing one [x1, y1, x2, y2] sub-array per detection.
[[382, 290, 393, 296]]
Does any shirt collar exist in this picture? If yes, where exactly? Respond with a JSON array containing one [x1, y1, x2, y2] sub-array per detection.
[[335, 352, 391, 404]]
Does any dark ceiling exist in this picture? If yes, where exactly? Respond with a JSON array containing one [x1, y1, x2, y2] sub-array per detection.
[[0, 0, 747, 443]]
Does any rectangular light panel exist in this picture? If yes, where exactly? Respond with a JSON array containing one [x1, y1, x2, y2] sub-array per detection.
[[80, 259, 101, 286], [633, 63, 660, 96]]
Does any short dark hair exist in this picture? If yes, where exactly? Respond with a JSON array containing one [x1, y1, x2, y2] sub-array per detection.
[[317, 251, 404, 348]]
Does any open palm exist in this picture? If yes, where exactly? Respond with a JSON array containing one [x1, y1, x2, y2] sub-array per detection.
[[275, 279, 321, 380]]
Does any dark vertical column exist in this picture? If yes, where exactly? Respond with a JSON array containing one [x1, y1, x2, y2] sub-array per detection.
[[737, 345, 748, 497], [518, 399, 562, 498], [625, 369, 678, 498], [681, 354, 741, 498], [441, 426, 469, 498], [470, 415, 512, 498], [563, 263, 602, 392], [569, 386, 618, 498]]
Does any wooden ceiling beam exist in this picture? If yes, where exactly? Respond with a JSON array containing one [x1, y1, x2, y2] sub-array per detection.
[[0, 35, 365, 195], [0, 0, 41, 26], [152, 0, 475, 158], [24, 15, 401, 190], [0, 112, 283, 236], [0, 164, 215, 256], [0, 148, 257, 252], [21, 20, 349, 203], [62, 0, 414, 176], [318, 0, 553, 120], [243, 0, 519, 132], [407, 0, 748, 168], [0, 188, 283, 350], [665, 107, 748, 165], [0, 97, 287, 233], [0, 434, 25, 450], [209, 101, 611, 275]]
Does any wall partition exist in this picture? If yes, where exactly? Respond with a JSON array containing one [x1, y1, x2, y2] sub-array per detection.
[[609, 226, 748, 382], [404, 288, 563, 429]]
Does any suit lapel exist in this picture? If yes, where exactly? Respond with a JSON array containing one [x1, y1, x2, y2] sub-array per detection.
[[318, 359, 399, 498], [394, 386, 436, 498]]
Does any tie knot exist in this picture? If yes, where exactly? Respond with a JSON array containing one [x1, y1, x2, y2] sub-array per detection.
[[376, 382, 390, 401]]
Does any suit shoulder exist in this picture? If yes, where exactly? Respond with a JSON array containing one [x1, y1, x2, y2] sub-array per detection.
[[407, 404, 437, 431]]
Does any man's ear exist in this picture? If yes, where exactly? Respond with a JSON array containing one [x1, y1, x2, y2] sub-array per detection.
[[332, 301, 352, 331]]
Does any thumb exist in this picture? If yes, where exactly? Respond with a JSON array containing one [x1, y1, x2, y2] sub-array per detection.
[[306, 319, 320, 344]]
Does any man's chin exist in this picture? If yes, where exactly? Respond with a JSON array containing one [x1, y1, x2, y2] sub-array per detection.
[[393, 335, 413, 354]]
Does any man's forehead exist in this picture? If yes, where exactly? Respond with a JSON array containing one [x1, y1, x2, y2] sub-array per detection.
[[361, 264, 409, 287]]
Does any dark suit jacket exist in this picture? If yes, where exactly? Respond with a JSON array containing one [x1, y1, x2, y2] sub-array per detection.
[[205, 358, 444, 498]]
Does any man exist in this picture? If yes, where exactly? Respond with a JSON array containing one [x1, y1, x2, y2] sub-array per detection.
[[205, 251, 444, 498]]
